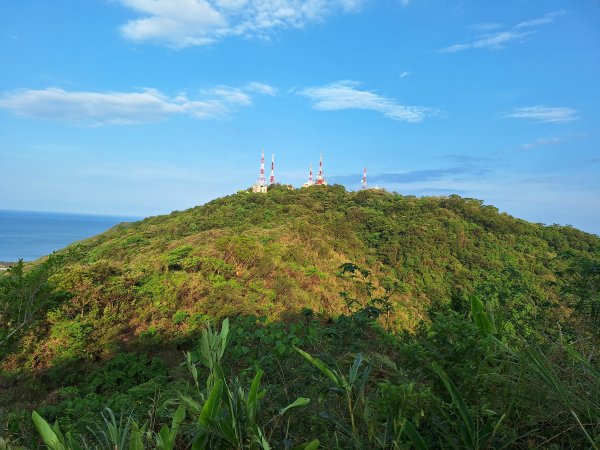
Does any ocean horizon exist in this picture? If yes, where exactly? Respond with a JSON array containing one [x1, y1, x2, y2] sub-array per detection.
[[0, 209, 141, 262]]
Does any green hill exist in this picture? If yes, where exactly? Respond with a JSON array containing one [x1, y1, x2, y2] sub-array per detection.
[[1, 185, 599, 448]]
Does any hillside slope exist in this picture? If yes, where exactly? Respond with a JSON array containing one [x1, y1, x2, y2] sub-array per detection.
[[3, 185, 598, 370], [1, 185, 599, 448]]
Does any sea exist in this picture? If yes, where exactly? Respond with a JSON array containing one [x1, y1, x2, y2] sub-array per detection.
[[0, 210, 140, 262]]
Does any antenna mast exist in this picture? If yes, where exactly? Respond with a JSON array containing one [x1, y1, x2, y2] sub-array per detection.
[[361, 167, 367, 190], [269, 154, 275, 184], [315, 153, 327, 185], [259, 148, 266, 186]]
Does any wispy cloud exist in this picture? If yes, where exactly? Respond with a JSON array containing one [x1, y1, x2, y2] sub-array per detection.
[[399, 71, 410, 78], [515, 10, 565, 28], [298, 80, 437, 123], [468, 22, 503, 32], [330, 166, 488, 185], [0, 82, 276, 126], [441, 31, 533, 53], [246, 82, 277, 96], [441, 10, 564, 53], [118, 0, 365, 48], [501, 106, 578, 123], [518, 136, 563, 150]]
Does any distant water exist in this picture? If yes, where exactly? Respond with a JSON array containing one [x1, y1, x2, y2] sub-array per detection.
[[0, 210, 140, 262]]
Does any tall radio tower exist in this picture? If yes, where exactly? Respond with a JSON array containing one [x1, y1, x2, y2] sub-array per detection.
[[269, 154, 275, 184], [259, 149, 266, 186], [252, 149, 268, 193], [302, 163, 314, 188], [361, 167, 367, 190], [315, 153, 327, 186]]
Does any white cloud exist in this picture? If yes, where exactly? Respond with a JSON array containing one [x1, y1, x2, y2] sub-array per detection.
[[515, 10, 565, 28], [246, 81, 277, 96], [441, 30, 533, 53], [442, 10, 564, 53], [298, 80, 437, 123], [502, 106, 578, 123], [519, 136, 563, 150], [468, 22, 503, 32], [399, 71, 410, 78], [118, 0, 365, 48], [0, 83, 274, 126]]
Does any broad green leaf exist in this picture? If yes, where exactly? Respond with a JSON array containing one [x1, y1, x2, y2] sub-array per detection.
[[170, 404, 186, 440], [294, 347, 343, 388], [403, 420, 428, 450], [471, 296, 496, 336], [200, 379, 223, 426], [219, 318, 230, 360], [248, 369, 264, 408], [179, 394, 202, 414], [293, 439, 320, 450], [254, 427, 271, 450], [156, 425, 170, 450], [32, 411, 65, 450], [129, 424, 145, 450], [348, 353, 363, 384], [279, 397, 311, 415]]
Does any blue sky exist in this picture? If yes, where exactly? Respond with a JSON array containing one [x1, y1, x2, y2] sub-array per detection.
[[1, 0, 599, 234]]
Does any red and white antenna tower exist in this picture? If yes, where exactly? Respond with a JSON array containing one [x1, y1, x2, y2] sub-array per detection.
[[315, 153, 327, 185], [269, 154, 275, 184], [259, 148, 266, 186], [302, 162, 314, 188], [361, 167, 367, 189]]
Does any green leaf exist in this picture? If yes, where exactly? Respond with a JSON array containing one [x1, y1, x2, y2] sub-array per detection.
[[156, 425, 170, 450], [128, 422, 145, 450], [294, 347, 343, 389], [403, 420, 428, 450], [248, 369, 264, 408], [279, 397, 311, 415], [31, 411, 66, 450], [470, 296, 496, 336], [179, 394, 202, 414], [200, 379, 223, 426], [431, 362, 475, 448], [348, 353, 363, 384], [219, 318, 230, 360], [170, 404, 186, 440], [293, 439, 320, 450]]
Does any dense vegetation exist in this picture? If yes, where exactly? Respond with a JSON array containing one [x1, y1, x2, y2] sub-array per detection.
[[1, 185, 598, 448]]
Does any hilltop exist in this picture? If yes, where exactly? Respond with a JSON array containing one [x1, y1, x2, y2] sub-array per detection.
[[1, 185, 598, 448]]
